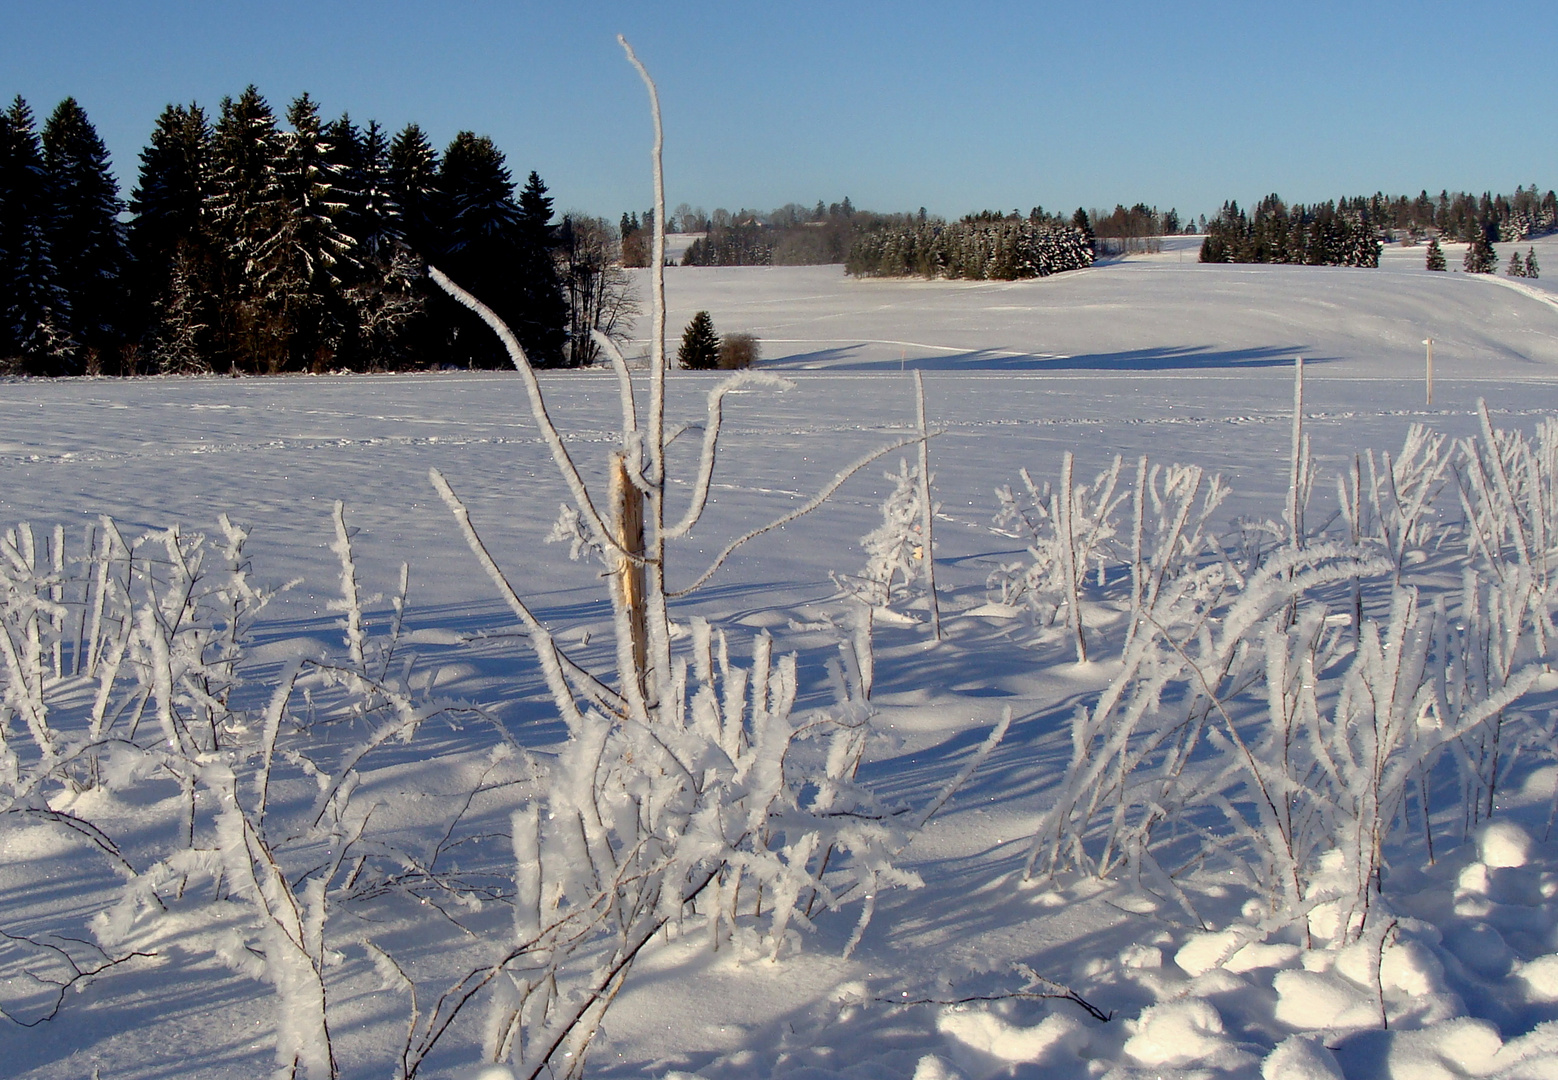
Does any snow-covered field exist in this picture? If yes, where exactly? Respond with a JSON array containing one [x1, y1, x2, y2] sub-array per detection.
[[5, 239, 1558, 1080]]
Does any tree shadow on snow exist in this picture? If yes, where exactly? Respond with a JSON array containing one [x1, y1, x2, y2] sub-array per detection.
[[761, 342, 1329, 373]]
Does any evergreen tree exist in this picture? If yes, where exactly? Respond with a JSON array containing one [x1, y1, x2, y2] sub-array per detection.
[[1071, 207, 1094, 244], [1463, 228, 1496, 273], [42, 98, 128, 372], [518, 170, 554, 243], [208, 86, 289, 372], [1425, 235, 1447, 271], [677, 310, 720, 369], [1527, 248, 1540, 279], [0, 97, 72, 373], [1507, 249, 1527, 277], [332, 117, 421, 370], [128, 102, 215, 369], [513, 170, 568, 364], [274, 92, 354, 369], [435, 134, 564, 366], [149, 249, 211, 373], [387, 123, 440, 257]]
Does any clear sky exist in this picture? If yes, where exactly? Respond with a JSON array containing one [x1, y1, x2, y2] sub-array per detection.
[[5, 1, 1554, 224]]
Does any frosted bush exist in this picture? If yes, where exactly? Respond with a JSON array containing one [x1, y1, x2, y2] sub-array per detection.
[[1015, 386, 1556, 947]]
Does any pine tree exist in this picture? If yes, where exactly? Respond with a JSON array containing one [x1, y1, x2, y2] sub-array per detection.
[[208, 86, 289, 372], [513, 170, 568, 365], [677, 310, 720, 369], [1425, 235, 1447, 271], [1463, 228, 1496, 274], [1507, 249, 1527, 277], [42, 98, 128, 372], [275, 93, 354, 370], [129, 102, 215, 368], [434, 133, 565, 367], [333, 118, 420, 370], [1527, 248, 1539, 279], [0, 97, 72, 373], [387, 123, 440, 259]]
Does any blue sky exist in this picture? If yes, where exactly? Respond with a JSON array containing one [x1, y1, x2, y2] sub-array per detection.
[[5, 1, 1554, 223]]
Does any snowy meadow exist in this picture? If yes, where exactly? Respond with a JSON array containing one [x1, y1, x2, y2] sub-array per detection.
[[7, 241, 1558, 1080]]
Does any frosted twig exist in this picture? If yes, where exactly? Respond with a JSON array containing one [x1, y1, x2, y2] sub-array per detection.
[[590, 328, 640, 441], [663, 370, 795, 539], [427, 267, 627, 561], [0, 928, 155, 1027], [429, 468, 625, 716], [669, 435, 925, 597]]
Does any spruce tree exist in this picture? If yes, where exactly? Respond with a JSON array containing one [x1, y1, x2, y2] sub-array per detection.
[[129, 102, 215, 368], [208, 86, 289, 372], [1463, 229, 1496, 273], [1507, 249, 1526, 277], [1425, 235, 1447, 271], [677, 310, 720, 370], [1527, 248, 1540, 279], [0, 97, 72, 373], [42, 98, 128, 372], [387, 123, 440, 258], [435, 134, 565, 367], [275, 93, 354, 369]]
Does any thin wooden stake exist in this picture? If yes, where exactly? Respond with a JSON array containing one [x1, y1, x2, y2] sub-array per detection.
[[1423, 337, 1434, 406], [913, 371, 940, 641]]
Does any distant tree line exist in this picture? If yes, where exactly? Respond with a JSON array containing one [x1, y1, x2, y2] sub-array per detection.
[[1351, 186, 1557, 244], [0, 89, 626, 376], [845, 209, 1095, 280], [1199, 196, 1383, 267], [638, 197, 907, 268], [1089, 203, 1187, 255]]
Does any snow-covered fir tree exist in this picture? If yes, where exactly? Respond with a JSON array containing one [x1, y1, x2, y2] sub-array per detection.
[[42, 98, 128, 372], [1464, 229, 1497, 273], [274, 93, 355, 370], [1425, 235, 1447, 270], [0, 96, 73, 373], [208, 86, 290, 372], [677, 310, 721, 369], [129, 102, 215, 370]]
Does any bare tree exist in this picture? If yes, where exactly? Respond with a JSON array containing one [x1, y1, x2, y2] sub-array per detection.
[[557, 214, 638, 367]]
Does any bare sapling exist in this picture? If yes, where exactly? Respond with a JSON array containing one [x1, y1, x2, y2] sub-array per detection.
[[410, 36, 961, 1080]]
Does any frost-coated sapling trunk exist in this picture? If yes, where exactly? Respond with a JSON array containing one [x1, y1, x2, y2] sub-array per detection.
[[412, 36, 941, 1080]]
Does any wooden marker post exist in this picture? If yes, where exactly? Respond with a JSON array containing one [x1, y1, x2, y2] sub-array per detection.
[[609, 452, 648, 691], [1423, 337, 1434, 406]]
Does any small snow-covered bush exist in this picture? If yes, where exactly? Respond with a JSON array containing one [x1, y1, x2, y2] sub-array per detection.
[[1014, 379, 1557, 946]]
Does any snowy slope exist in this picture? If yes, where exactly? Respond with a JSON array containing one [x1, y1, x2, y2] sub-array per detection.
[[5, 247, 1558, 1080]]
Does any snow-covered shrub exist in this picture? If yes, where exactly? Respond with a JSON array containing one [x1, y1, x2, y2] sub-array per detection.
[[989, 453, 1128, 662], [833, 457, 935, 619], [1016, 393, 1554, 946]]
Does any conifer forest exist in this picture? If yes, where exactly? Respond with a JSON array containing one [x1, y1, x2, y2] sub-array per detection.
[[3, 88, 1555, 378]]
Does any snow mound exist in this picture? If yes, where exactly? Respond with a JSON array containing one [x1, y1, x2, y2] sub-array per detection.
[[1478, 821, 1536, 869], [1515, 954, 1558, 1003], [935, 1008, 1086, 1065], [1262, 1034, 1344, 1080], [1272, 969, 1379, 1031], [1122, 998, 1245, 1068], [911, 1055, 965, 1080], [1336, 1017, 1503, 1079]]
